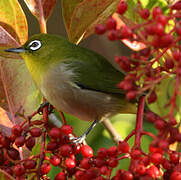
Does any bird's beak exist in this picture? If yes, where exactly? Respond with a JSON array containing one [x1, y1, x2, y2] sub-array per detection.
[[4, 47, 25, 53]]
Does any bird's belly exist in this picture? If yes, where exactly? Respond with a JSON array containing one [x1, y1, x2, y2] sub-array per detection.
[[40, 80, 122, 122]]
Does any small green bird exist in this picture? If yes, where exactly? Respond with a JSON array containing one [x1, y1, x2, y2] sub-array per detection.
[[5, 34, 136, 142]]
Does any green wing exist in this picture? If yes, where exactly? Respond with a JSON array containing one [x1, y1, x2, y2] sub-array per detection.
[[63, 44, 125, 95]]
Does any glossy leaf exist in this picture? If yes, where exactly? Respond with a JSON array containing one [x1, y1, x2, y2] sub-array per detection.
[[23, 0, 58, 21], [0, 0, 28, 45], [62, 0, 120, 44]]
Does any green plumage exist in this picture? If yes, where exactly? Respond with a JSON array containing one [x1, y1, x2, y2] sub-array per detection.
[[5, 34, 136, 122]]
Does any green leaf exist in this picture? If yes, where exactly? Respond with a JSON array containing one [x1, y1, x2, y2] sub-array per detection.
[[0, 0, 28, 45], [23, 0, 58, 21], [147, 75, 181, 121], [124, 0, 168, 23], [62, 0, 120, 44]]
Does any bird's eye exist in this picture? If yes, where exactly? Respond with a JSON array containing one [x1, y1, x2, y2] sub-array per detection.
[[29, 40, 42, 51]]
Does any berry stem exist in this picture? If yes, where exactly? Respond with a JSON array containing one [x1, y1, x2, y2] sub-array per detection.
[[37, 132, 46, 180], [58, 110, 66, 125], [134, 95, 145, 148]]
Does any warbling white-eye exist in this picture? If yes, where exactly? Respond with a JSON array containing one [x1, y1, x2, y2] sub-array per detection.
[[5, 34, 136, 142]]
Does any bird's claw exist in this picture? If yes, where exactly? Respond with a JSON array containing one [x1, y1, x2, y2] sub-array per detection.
[[71, 134, 86, 145]]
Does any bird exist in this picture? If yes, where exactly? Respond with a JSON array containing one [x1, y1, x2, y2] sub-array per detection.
[[5, 33, 136, 143]]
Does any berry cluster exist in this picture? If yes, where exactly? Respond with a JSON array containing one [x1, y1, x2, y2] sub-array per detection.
[[1, 0, 181, 179]]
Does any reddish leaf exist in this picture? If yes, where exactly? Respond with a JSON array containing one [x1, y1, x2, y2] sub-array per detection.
[[0, 107, 13, 136], [0, 0, 28, 45], [23, 0, 58, 20], [61, 0, 84, 35], [62, 0, 120, 44], [0, 59, 42, 123], [112, 13, 146, 51]]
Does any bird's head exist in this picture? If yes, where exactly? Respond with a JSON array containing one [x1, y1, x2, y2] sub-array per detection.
[[4, 34, 68, 81]]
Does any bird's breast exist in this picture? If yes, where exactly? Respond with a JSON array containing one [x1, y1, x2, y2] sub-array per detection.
[[39, 63, 124, 121]]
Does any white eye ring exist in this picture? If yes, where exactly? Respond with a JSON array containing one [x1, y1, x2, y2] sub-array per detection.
[[29, 40, 42, 51]]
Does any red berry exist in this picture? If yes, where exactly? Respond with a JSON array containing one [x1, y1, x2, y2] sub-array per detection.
[[12, 125, 22, 137], [30, 128, 42, 137], [50, 155, 61, 166], [95, 158, 106, 168], [155, 15, 168, 26], [108, 146, 118, 157], [150, 152, 163, 165], [107, 30, 117, 41], [23, 160, 37, 169], [46, 141, 57, 151], [5, 168, 13, 176], [65, 158, 76, 168], [145, 111, 157, 123], [117, 26, 132, 39], [152, 6, 162, 20], [49, 127, 61, 139], [153, 23, 164, 35], [117, 1, 127, 15], [59, 144, 73, 156], [165, 58, 174, 69], [75, 170, 84, 180], [147, 90, 157, 104], [122, 171, 133, 180], [15, 136, 25, 147], [139, 9, 150, 19], [40, 163, 51, 175], [159, 34, 174, 48], [158, 140, 169, 150], [135, 164, 146, 175], [97, 147, 107, 158], [126, 90, 137, 100], [172, 1, 181, 10], [100, 166, 109, 175], [146, 165, 160, 178], [162, 159, 171, 170], [176, 24, 181, 36], [108, 157, 118, 168], [118, 141, 130, 153], [173, 51, 181, 61], [106, 17, 117, 30], [60, 125, 73, 135], [7, 148, 20, 160], [1, 136, 11, 148], [13, 164, 25, 176], [154, 119, 166, 130], [170, 152, 180, 164], [131, 149, 142, 160], [55, 172, 66, 180], [25, 136, 35, 150], [170, 171, 181, 180], [80, 157, 92, 169], [95, 24, 106, 35], [139, 47, 151, 57], [81, 145, 93, 158]]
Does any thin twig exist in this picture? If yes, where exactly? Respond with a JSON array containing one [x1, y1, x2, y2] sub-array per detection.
[[102, 118, 122, 144]]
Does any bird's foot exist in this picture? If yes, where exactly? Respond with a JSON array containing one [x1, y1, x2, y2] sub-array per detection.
[[71, 134, 86, 145], [38, 102, 54, 115]]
